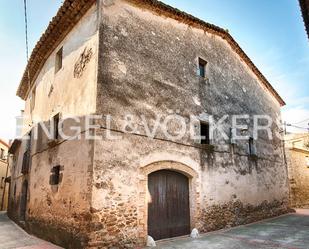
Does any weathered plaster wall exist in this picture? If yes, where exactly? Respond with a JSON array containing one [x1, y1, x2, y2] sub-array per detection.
[[0, 142, 9, 210], [90, 0, 289, 247], [10, 4, 99, 249], [7, 141, 28, 220], [287, 149, 309, 208], [286, 134, 309, 208], [27, 132, 94, 248], [22, 4, 99, 134]]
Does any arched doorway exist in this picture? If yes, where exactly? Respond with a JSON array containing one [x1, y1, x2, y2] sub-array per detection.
[[20, 180, 28, 221], [148, 170, 190, 240]]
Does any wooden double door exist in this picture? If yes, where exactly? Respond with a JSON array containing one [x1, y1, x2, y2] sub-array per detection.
[[148, 170, 190, 240]]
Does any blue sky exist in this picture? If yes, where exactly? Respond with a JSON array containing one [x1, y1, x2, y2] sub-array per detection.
[[0, 0, 308, 141]]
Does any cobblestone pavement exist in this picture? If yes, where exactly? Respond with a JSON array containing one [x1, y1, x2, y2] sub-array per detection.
[[0, 212, 61, 249]]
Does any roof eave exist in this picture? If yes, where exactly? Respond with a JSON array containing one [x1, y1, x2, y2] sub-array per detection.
[[16, 0, 286, 107], [300, 0, 309, 39], [8, 139, 21, 154], [0, 139, 9, 148]]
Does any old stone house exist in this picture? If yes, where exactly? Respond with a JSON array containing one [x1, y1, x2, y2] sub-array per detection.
[[8, 0, 290, 248], [286, 133, 309, 208]]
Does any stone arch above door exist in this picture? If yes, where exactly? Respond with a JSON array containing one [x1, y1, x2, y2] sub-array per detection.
[[137, 160, 201, 242], [141, 161, 198, 179], [139, 152, 200, 177]]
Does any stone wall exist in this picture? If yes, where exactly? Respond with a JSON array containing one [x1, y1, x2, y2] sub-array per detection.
[[26, 133, 94, 249], [287, 148, 309, 208], [90, 0, 290, 247], [7, 140, 29, 222]]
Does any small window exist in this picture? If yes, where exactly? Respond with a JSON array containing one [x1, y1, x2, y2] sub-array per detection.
[[26, 131, 32, 151], [52, 113, 60, 140], [0, 177, 4, 189], [249, 137, 256, 156], [30, 88, 36, 111], [50, 165, 61, 185], [198, 58, 207, 78], [200, 122, 210, 145], [55, 47, 63, 73], [0, 149, 4, 159]]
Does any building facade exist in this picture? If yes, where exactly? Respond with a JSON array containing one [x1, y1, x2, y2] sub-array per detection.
[[8, 0, 290, 248], [0, 139, 9, 211], [286, 133, 309, 208]]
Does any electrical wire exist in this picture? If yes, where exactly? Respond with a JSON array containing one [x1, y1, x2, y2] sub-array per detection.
[[287, 124, 309, 130], [292, 117, 309, 125], [23, 0, 31, 88], [23, 0, 29, 62]]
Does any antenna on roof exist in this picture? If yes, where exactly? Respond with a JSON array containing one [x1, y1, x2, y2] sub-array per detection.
[[23, 0, 31, 89]]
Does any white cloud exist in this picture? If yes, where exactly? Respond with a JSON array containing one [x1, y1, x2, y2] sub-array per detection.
[[282, 107, 309, 133]]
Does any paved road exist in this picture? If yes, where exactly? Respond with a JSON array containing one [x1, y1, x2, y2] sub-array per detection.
[[156, 210, 309, 249], [2, 210, 309, 248], [0, 212, 61, 249]]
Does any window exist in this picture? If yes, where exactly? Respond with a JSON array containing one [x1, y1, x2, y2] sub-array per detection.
[[230, 127, 236, 145], [198, 57, 207, 78], [0, 177, 4, 189], [306, 156, 309, 168], [30, 88, 36, 111], [249, 137, 256, 156], [55, 47, 63, 73], [50, 165, 61, 185], [22, 132, 31, 175], [52, 113, 60, 140], [0, 149, 4, 159], [200, 122, 210, 145]]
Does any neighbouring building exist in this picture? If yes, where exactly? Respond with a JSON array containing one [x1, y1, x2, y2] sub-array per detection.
[[8, 0, 290, 248], [300, 0, 309, 38], [7, 139, 22, 219], [0, 139, 9, 210], [286, 133, 309, 208]]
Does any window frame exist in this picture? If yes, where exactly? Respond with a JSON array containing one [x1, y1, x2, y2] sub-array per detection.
[[55, 47, 63, 73], [30, 87, 36, 112], [50, 165, 61, 186], [198, 57, 207, 78], [0, 148, 4, 160], [249, 137, 256, 156], [52, 113, 61, 140], [200, 121, 210, 145]]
